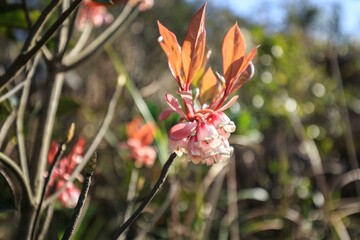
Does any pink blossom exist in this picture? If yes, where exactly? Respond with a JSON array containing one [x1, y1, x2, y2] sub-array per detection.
[[121, 117, 157, 168], [75, 0, 113, 30], [158, 4, 256, 165], [47, 137, 85, 208]]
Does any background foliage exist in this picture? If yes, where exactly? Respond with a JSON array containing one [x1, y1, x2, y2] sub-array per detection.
[[1, 0, 360, 239]]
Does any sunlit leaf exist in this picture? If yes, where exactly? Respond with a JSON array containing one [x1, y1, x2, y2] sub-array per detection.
[[158, 21, 183, 86], [181, 3, 207, 88], [199, 68, 218, 105], [222, 23, 246, 82]]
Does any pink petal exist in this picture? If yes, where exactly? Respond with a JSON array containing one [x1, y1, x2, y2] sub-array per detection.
[[216, 95, 239, 112], [169, 121, 197, 141], [159, 108, 175, 121], [165, 94, 187, 118]]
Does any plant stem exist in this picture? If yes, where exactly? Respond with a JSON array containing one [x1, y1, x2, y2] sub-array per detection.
[[43, 75, 125, 207], [31, 141, 67, 240], [0, 0, 83, 90], [113, 152, 177, 239], [61, 152, 97, 240]]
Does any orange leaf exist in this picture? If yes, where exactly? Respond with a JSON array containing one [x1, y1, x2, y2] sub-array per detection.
[[181, 3, 207, 89], [199, 68, 218, 105], [158, 21, 183, 86], [222, 23, 246, 82], [228, 47, 257, 94]]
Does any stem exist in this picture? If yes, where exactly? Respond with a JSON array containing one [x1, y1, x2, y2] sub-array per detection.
[[37, 205, 54, 240], [113, 152, 177, 238], [22, 0, 61, 52], [0, 0, 83, 89], [0, 110, 16, 148], [61, 152, 97, 240], [31, 141, 67, 240], [43, 75, 125, 207], [0, 152, 34, 205], [17, 54, 42, 186], [118, 168, 140, 240], [61, 3, 136, 71]]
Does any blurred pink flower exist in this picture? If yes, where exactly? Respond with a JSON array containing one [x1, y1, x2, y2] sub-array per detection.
[[47, 137, 85, 208], [121, 117, 157, 168], [158, 4, 256, 165], [75, 0, 113, 30]]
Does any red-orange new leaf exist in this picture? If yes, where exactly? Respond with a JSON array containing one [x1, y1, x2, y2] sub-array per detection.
[[158, 21, 183, 87], [222, 23, 246, 82], [222, 23, 257, 95], [181, 3, 207, 90]]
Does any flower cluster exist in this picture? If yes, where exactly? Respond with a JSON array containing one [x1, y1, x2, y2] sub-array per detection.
[[121, 117, 157, 168], [158, 3, 256, 165], [47, 137, 85, 208]]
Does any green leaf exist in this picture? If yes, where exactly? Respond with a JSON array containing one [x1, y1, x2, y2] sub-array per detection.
[[0, 4, 40, 29]]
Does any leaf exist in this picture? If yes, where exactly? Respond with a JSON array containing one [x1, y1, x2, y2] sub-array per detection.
[[181, 3, 207, 88], [158, 21, 183, 86], [199, 68, 218, 105], [159, 108, 175, 121], [230, 61, 255, 93], [222, 23, 246, 82], [0, 4, 40, 29]]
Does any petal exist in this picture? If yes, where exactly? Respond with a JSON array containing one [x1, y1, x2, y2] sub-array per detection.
[[216, 95, 239, 112], [169, 121, 197, 141], [165, 94, 187, 119], [159, 108, 175, 121]]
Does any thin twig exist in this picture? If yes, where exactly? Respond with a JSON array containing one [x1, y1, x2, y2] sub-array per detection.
[[21, 0, 33, 29], [118, 168, 140, 240], [135, 180, 179, 240], [37, 205, 54, 240], [17, 54, 42, 186], [31, 140, 67, 240], [66, 23, 93, 59], [113, 152, 177, 239], [57, 0, 71, 58], [43, 75, 125, 207], [0, 82, 26, 103], [0, 152, 34, 205], [0, 0, 83, 89], [61, 152, 97, 240], [0, 110, 16, 148], [62, 3, 137, 71], [32, 73, 65, 202], [22, 0, 61, 51]]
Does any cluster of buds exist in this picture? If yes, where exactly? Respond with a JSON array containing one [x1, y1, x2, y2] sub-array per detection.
[[47, 138, 85, 208], [158, 3, 256, 165], [121, 117, 157, 168]]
